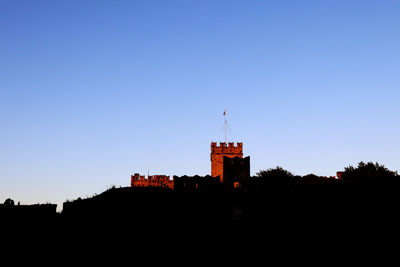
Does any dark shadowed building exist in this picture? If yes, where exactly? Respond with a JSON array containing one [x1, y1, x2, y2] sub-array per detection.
[[223, 156, 250, 192]]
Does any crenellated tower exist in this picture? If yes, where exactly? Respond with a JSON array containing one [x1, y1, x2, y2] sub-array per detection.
[[210, 142, 243, 182]]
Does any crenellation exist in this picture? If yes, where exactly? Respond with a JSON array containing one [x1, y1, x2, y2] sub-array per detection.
[[131, 173, 174, 189], [211, 142, 243, 153]]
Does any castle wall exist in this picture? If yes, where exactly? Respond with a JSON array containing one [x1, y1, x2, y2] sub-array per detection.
[[173, 175, 221, 192], [210, 142, 243, 182], [131, 173, 174, 189]]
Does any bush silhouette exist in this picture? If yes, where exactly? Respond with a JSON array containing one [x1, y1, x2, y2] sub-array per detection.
[[4, 198, 14, 206]]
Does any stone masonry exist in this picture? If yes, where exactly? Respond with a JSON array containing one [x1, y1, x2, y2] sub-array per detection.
[[210, 142, 243, 182]]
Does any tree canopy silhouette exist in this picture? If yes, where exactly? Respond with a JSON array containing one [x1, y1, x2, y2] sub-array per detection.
[[253, 166, 299, 192], [342, 161, 398, 181], [256, 166, 294, 178], [4, 198, 14, 206]]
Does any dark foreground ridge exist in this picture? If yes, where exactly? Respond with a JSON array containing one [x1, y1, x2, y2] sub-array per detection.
[[2, 162, 400, 248]]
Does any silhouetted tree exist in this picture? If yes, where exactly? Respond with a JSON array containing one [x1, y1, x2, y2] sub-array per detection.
[[4, 198, 14, 206], [256, 166, 294, 178], [342, 161, 398, 181], [339, 162, 400, 227], [253, 166, 300, 193]]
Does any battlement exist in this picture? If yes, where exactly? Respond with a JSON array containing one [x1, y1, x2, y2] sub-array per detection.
[[211, 142, 243, 154], [131, 173, 173, 189]]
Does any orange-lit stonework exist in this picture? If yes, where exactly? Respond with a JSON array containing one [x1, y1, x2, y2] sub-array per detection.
[[210, 142, 243, 182], [131, 173, 174, 189]]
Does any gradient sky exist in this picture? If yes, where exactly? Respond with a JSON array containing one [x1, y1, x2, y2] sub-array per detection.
[[1, 0, 400, 210]]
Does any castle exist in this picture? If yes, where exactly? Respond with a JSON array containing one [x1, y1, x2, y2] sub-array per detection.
[[131, 142, 250, 190]]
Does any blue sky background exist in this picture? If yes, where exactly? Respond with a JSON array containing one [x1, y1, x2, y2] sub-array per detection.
[[1, 0, 399, 210]]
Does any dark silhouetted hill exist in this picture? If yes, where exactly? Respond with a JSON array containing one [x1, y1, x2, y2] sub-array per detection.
[[0, 201, 57, 223], [60, 186, 231, 242], [3, 161, 400, 248]]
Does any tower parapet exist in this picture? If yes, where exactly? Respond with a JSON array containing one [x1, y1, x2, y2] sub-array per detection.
[[211, 142, 243, 155]]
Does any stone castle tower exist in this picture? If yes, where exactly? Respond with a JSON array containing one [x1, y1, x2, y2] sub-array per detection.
[[210, 142, 243, 182]]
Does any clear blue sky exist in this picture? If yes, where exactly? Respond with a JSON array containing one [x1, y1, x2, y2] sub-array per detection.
[[1, 0, 399, 210]]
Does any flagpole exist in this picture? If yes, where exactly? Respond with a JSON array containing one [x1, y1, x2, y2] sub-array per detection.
[[225, 119, 227, 143], [224, 109, 227, 143]]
